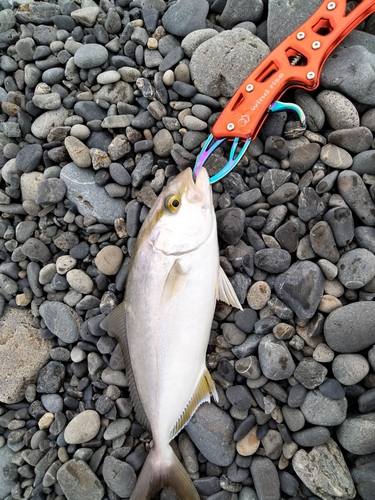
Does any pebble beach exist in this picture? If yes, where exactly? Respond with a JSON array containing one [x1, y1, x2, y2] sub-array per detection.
[[1, 0, 375, 499]]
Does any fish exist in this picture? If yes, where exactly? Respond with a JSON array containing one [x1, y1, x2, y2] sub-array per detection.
[[101, 167, 242, 499]]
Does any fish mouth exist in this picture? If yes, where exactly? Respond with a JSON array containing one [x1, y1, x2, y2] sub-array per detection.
[[185, 167, 211, 205]]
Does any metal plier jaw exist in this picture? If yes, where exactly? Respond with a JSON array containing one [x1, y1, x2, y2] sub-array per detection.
[[194, 0, 375, 183]]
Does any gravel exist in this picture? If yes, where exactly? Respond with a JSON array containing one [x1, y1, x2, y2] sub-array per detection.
[[1, 1, 375, 499]]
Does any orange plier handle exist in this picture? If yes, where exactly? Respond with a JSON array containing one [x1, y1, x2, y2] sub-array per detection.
[[212, 0, 375, 140]]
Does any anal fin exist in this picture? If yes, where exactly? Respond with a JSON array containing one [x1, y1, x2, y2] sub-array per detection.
[[170, 369, 218, 441], [217, 265, 243, 310], [100, 304, 151, 433]]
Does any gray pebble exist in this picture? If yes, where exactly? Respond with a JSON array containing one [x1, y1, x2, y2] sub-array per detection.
[[57, 459, 105, 500], [320, 143, 353, 169], [16, 143, 43, 173], [352, 150, 375, 175], [162, 0, 209, 37], [321, 45, 375, 105], [39, 301, 81, 343], [250, 456, 280, 500], [310, 221, 340, 263], [258, 334, 296, 380], [21, 237, 51, 263], [328, 127, 373, 154], [337, 248, 375, 289], [294, 358, 328, 390], [316, 90, 360, 129], [354, 226, 375, 253], [186, 403, 236, 466], [338, 170, 375, 226], [274, 261, 325, 319], [37, 361, 65, 394], [216, 208, 245, 245], [319, 378, 345, 400], [332, 354, 369, 386], [190, 29, 269, 97], [74, 43, 108, 69], [289, 143, 320, 174], [300, 390, 347, 426], [294, 89, 325, 131], [324, 207, 354, 247], [281, 406, 305, 432], [254, 248, 291, 273], [351, 454, 375, 500], [337, 413, 375, 454]]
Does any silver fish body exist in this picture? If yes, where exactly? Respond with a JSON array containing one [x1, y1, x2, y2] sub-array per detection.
[[102, 167, 241, 499]]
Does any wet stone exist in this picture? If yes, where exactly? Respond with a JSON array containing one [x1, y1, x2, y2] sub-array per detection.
[[289, 143, 320, 174], [298, 187, 325, 222]]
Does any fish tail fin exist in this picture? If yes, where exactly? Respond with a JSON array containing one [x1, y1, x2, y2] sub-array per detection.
[[130, 444, 200, 500]]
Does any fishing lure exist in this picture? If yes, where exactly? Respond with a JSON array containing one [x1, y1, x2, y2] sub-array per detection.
[[193, 0, 375, 183]]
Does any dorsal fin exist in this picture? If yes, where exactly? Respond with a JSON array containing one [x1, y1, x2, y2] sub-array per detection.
[[216, 265, 243, 310], [101, 304, 151, 433], [170, 369, 218, 441]]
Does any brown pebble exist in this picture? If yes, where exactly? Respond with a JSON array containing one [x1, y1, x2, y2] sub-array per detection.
[[95, 245, 124, 275]]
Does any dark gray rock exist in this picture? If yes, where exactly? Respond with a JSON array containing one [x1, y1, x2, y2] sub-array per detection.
[[267, 182, 299, 205], [298, 187, 325, 222], [260, 168, 290, 194], [36, 178, 66, 205], [216, 208, 245, 245], [354, 226, 375, 253], [21, 238, 51, 263], [39, 301, 81, 343], [321, 45, 375, 105], [328, 127, 373, 154], [131, 151, 153, 188], [250, 456, 280, 500], [74, 101, 107, 122], [16, 144, 43, 173], [37, 361, 65, 394], [162, 0, 209, 37], [102, 456, 136, 497], [294, 89, 325, 131], [292, 426, 330, 447], [324, 207, 354, 247], [351, 454, 375, 500], [338, 170, 375, 226], [309, 221, 340, 263], [359, 389, 375, 414], [186, 403, 236, 466], [219, 0, 263, 28], [319, 379, 345, 400], [289, 143, 320, 174], [352, 150, 375, 175], [254, 248, 291, 273], [274, 261, 325, 319]]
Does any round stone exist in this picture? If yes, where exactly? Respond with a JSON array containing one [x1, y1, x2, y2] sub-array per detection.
[[337, 248, 375, 289], [95, 246, 124, 276], [66, 269, 94, 294], [324, 302, 375, 353], [64, 410, 100, 444], [337, 413, 375, 455], [332, 354, 370, 386], [258, 334, 296, 380], [246, 281, 271, 310], [300, 390, 347, 426], [74, 44, 109, 69]]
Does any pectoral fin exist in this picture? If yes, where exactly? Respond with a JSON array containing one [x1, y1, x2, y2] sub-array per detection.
[[170, 369, 218, 441], [100, 304, 150, 433], [161, 259, 187, 306], [216, 266, 243, 310]]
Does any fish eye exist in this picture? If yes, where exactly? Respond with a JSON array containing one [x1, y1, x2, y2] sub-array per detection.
[[165, 195, 181, 213]]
